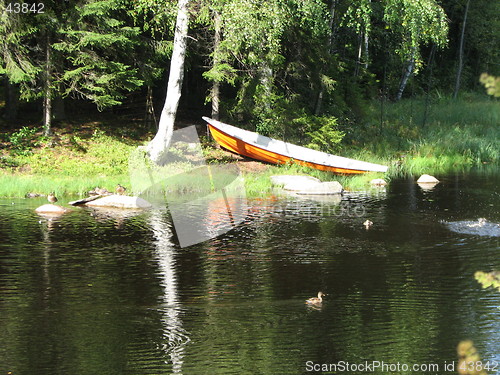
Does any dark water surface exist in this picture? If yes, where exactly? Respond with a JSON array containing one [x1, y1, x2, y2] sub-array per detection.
[[1, 169, 499, 375]]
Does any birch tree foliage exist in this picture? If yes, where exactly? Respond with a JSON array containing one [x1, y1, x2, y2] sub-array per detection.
[[218, 0, 328, 69], [130, 0, 178, 82], [383, 0, 448, 73], [342, 0, 372, 37], [201, 0, 329, 135]]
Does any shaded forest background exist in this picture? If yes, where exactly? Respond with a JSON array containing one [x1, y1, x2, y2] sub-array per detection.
[[0, 0, 498, 145]]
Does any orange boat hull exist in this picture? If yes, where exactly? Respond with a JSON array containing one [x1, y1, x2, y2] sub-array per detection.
[[208, 124, 366, 175]]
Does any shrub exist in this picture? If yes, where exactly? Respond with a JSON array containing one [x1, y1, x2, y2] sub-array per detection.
[[8, 127, 39, 155], [305, 116, 344, 154]]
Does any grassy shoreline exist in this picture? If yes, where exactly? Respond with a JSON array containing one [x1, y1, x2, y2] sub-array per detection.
[[1, 96, 498, 198]]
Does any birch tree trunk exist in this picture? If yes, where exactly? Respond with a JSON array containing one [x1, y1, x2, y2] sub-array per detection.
[[354, 31, 369, 76], [363, 32, 369, 70], [395, 51, 415, 101], [211, 11, 222, 120], [355, 33, 362, 76], [453, 0, 470, 99], [43, 34, 52, 136], [147, 0, 190, 165]]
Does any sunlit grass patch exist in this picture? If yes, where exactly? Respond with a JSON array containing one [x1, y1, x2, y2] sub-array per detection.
[[356, 95, 500, 176], [0, 172, 130, 197]]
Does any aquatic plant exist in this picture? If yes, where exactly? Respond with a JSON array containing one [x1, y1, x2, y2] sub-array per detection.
[[457, 340, 489, 375], [474, 271, 500, 293]]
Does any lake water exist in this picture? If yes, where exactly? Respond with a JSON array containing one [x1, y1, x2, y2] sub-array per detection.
[[0, 169, 499, 374]]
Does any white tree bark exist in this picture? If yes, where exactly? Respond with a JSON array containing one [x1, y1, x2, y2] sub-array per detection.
[[211, 11, 222, 120], [453, 0, 470, 99], [147, 0, 190, 165], [395, 51, 415, 101], [43, 33, 52, 137]]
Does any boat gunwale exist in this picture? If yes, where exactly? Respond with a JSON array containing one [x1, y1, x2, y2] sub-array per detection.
[[203, 117, 388, 173]]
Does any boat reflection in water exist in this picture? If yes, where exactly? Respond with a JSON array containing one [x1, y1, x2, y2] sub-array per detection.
[[129, 125, 248, 248]]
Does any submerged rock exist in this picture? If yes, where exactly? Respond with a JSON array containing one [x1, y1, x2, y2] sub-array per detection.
[[295, 181, 343, 195], [270, 175, 343, 195], [85, 194, 152, 209]]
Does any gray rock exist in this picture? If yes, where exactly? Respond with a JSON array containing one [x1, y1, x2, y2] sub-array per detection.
[[271, 175, 343, 195], [417, 174, 440, 183], [370, 178, 387, 186], [295, 181, 343, 195], [85, 194, 152, 209], [270, 175, 321, 191]]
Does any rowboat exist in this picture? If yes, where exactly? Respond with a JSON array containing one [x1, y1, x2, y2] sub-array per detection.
[[202, 117, 388, 174]]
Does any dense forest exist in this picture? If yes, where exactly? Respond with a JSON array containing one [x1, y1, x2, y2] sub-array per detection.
[[0, 0, 499, 146]]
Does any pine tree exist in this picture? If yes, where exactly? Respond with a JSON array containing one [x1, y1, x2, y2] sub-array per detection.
[[53, 0, 143, 110], [0, 0, 145, 133]]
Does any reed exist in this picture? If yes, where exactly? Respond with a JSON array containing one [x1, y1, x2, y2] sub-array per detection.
[[352, 94, 500, 176]]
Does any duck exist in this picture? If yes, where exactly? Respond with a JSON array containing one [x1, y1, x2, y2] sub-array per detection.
[[88, 189, 98, 196], [116, 184, 126, 195], [98, 187, 111, 195], [306, 291, 326, 305], [363, 219, 373, 229], [47, 193, 58, 203], [90, 187, 111, 196]]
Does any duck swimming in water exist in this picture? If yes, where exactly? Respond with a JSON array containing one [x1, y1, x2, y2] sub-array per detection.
[[306, 292, 325, 306]]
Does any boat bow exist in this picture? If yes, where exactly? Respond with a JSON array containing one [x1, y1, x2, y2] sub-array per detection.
[[203, 117, 388, 174]]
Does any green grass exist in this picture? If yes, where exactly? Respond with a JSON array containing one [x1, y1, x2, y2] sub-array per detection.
[[345, 93, 500, 176], [0, 93, 497, 197], [0, 128, 138, 197], [0, 173, 130, 198]]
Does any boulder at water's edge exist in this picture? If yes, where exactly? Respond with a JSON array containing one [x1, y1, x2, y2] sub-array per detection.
[[270, 175, 343, 195], [370, 178, 387, 186], [85, 195, 152, 209], [417, 174, 440, 184]]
